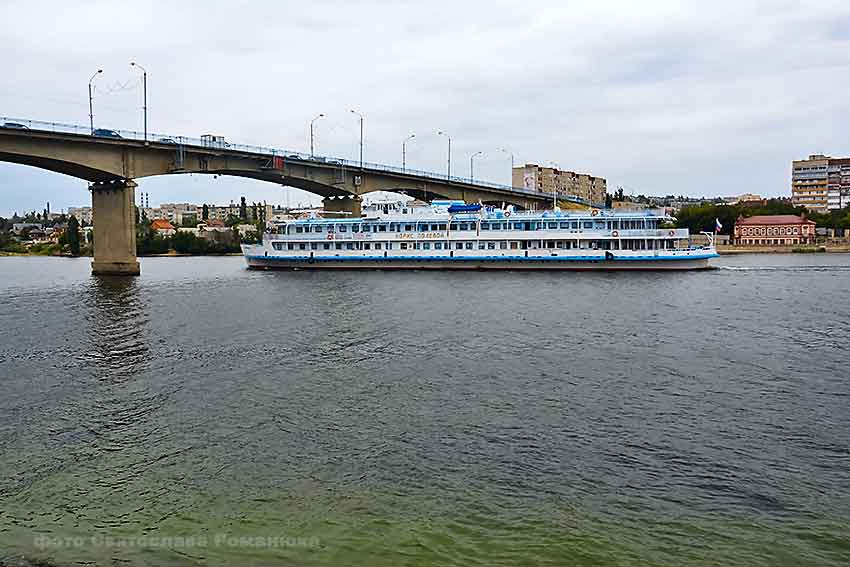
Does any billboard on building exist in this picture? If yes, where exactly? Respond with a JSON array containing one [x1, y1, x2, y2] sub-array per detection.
[[523, 171, 536, 191]]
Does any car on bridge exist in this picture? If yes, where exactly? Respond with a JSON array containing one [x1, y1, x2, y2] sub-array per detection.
[[157, 137, 177, 144], [1, 122, 29, 129], [92, 128, 122, 138]]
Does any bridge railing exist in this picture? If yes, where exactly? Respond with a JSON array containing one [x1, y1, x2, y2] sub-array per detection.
[[1, 116, 595, 207]]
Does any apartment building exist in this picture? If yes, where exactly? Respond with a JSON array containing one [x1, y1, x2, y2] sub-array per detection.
[[792, 154, 850, 212], [512, 164, 607, 206]]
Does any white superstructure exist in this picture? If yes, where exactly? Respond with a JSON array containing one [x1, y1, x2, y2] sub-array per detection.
[[241, 201, 718, 270]]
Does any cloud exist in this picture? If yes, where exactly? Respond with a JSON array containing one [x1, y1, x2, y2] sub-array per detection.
[[1, 0, 849, 214]]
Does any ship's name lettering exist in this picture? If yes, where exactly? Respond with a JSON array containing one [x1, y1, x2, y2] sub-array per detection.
[[397, 232, 446, 240]]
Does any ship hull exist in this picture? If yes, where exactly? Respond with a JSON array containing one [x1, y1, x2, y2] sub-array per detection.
[[243, 253, 716, 271]]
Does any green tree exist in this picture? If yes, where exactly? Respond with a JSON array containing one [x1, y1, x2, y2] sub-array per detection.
[[239, 196, 247, 221], [202, 203, 209, 220], [65, 215, 81, 256]]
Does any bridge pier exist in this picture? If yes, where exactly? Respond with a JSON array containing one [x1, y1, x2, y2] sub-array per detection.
[[322, 195, 362, 218], [90, 180, 140, 276]]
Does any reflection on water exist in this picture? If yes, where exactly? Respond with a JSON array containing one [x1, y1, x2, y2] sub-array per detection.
[[1, 255, 850, 567], [84, 276, 149, 382]]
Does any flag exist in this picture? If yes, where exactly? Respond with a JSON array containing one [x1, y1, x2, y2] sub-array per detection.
[[715, 218, 723, 232]]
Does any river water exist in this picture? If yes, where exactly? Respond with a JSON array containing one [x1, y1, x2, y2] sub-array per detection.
[[1, 255, 849, 566]]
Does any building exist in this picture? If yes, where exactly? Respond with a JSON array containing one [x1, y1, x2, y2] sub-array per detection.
[[512, 164, 607, 206], [150, 219, 176, 236], [67, 206, 93, 224], [792, 154, 850, 212], [733, 214, 816, 246]]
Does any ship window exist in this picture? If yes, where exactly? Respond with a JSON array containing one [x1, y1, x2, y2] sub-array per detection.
[[435, 242, 443, 250], [323, 243, 330, 250], [273, 242, 283, 250], [465, 242, 473, 250], [362, 224, 370, 232], [583, 222, 593, 229], [314, 225, 323, 232], [352, 224, 360, 232], [364, 243, 371, 250], [438, 224, 447, 230], [560, 222, 569, 229], [338, 225, 347, 232], [414, 243, 421, 250], [499, 241, 507, 249], [299, 243, 307, 250], [404, 224, 413, 231], [378, 225, 387, 232], [548, 222, 558, 229], [481, 223, 489, 231], [478, 242, 486, 250], [295, 226, 303, 233], [375, 243, 382, 250], [487, 242, 496, 249], [287, 243, 294, 250], [335, 243, 343, 250], [327, 224, 335, 232], [450, 223, 460, 231], [556, 241, 565, 249], [423, 242, 431, 250], [346, 243, 353, 250], [510, 241, 518, 249], [311, 243, 318, 250], [455, 242, 464, 250], [571, 222, 579, 229], [401, 243, 408, 250]]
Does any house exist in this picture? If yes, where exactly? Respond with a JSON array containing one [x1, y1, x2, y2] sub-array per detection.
[[733, 214, 816, 246], [150, 219, 176, 236]]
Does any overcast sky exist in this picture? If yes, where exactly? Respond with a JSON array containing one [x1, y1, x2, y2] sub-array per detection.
[[1, 0, 849, 215]]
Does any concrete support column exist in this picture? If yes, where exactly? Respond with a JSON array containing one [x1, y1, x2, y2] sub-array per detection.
[[322, 195, 362, 218], [90, 179, 140, 276]]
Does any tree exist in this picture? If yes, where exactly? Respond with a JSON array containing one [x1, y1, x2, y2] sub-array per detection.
[[66, 215, 81, 256], [202, 203, 209, 221], [239, 196, 248, 220], [251, 202, 258, 221]]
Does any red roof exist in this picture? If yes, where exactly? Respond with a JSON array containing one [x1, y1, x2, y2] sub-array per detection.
[[150, 219, 175, 230], [736, 214, 814, 226], [205, 219, 225, 228]]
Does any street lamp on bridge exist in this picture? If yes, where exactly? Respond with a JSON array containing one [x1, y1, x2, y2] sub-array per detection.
[[310, 113, 324, 157], [470, 151, 484, 184], [129, 62, 148, 142], [402, 134, 415, 172], [88, 69, 103, 135], [437, 131, 451, 181], [350, 109, 364, 168], [499, 148, 515, 187]]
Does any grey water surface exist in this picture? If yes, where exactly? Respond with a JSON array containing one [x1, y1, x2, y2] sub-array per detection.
[[1, 254, 849, 566]]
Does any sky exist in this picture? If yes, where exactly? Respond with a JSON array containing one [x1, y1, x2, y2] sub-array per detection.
[[1, 0, 849, 216]]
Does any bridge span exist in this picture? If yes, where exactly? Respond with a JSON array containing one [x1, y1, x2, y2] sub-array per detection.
[[0, 117, 593, 275]]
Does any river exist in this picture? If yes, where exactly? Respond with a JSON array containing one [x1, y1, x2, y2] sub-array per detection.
[[1, 255, 849, 566]]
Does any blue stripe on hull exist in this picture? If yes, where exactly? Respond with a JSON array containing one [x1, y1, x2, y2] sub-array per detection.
[[245, 253, 717, 269]]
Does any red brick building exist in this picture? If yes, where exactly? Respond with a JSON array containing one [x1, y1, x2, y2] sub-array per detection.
[[733, 214, 816, 246]]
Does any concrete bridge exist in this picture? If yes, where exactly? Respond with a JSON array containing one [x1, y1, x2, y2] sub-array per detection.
[[0, 118, 592, 275]]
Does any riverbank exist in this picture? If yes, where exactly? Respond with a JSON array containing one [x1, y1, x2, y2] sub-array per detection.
[[717, 245, 850, 254]]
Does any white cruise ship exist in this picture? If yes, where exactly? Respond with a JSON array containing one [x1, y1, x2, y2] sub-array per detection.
[[241, 200, 717, 270]]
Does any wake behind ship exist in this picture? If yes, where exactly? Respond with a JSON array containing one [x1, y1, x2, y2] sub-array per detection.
[[242, 200, 718, 270]]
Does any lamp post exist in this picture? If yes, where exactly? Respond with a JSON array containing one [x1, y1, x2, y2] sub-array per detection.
[[438, 131, 452, 181], [548, 161, 560, 209], [129, 62, 147, 142], [470, 151, 484, 183], [499, 148, 515, 187], [350, 109, 364, 168], [88, 69, 103, 134], [310, 113, 324, 157], [402, 134, 415, 172]]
